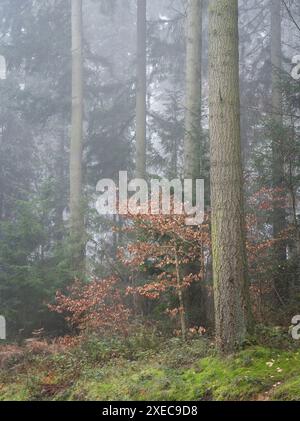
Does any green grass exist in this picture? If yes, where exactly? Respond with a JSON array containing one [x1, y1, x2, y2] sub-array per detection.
[[1, 336, 300, 401]]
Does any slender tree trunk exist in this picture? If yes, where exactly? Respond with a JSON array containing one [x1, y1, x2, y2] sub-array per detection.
[[271, 0, 287, 298], [0, 124, 4, 221], [56, 124, 66, 242], [182, 1, 204, 327], [184, 0, 202, 181], [287, 137, 300, 287], [70, 0, 85, 272], [209, 0, 252, 354], [136, 0, 147, 179], [175, 247, 187, 341]]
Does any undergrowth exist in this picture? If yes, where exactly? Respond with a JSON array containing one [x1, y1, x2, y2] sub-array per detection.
[[0, 327, 299, 401]]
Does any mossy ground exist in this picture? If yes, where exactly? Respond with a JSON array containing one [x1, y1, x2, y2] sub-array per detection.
[[1, 334, 300, 401]]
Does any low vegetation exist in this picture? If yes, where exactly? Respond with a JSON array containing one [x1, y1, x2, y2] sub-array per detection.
[[1, 328, 299, 401]]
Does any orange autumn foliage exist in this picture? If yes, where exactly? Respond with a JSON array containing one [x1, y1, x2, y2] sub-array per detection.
[[118, 212, 211, 313], [49, 277, 131, 335]]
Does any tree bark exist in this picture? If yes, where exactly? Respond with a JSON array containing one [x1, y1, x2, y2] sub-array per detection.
[[136, 0, 147, 179], [208, 0, 252, 354], [70, 0, 85, 272], [184, 0, 202, 181]]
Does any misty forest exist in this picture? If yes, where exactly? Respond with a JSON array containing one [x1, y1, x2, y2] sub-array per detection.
[[0, 0, 300, 402]]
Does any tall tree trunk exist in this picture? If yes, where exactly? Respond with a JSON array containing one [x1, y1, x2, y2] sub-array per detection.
[[174, 246, 187, 342], [271, 0, 287, 299], [70, 0, 84, 272], [183, 1, 205, 328], [209, 0, 252, 354], [184, 0, 202, 181], [0, 56, 6, 220], [56, 124, 66, 242], [136, 0, 147, 179]]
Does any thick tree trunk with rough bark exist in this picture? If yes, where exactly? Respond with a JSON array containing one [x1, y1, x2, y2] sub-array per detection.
[[271, 0, 287, 298], [136, 0, 147, 179], [208, 0, 251, 354], [184, 0, 202, 181], [70, 0, 84, 271]]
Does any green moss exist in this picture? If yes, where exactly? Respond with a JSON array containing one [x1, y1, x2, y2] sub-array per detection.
[[64, 346, 300, 401], [272, 377, 300, 401], [1, 340, 300, 401], [0, 383, 30, 401], [182, 347, 300, 401]]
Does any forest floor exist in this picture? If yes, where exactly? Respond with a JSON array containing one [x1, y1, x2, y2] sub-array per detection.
[[1, 329, 300, 401]]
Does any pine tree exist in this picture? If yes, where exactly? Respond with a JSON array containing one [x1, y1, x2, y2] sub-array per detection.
[[208, 0, 252, 353], [184, 0, 202, 181], [136, 0, 147, 178], [270, 0, 287, 298], [70, 0, 85, 272]]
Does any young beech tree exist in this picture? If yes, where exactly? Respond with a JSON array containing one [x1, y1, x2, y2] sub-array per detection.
[[184, 0, 202, 181], [119, 212, 210, 341], [208, 0, 252, 353], [50, 277, 131, 335], [136, 0, 147, 178], [70, 0, 85, 271]]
